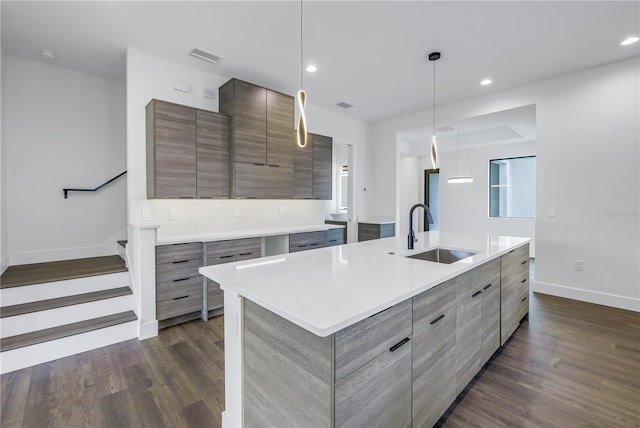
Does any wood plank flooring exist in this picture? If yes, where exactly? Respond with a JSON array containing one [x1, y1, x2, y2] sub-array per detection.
[[0, 256, 127, 288], [1, 293, 638, 427]]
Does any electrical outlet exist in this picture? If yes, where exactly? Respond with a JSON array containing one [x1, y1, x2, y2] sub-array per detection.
[[548, 207, 557, 217], [169, 209, 177, 220], [279, 207, 285, 215], [142, 210, 152, 222], [574, 260, 584, 271], [234, 207, 240, 217]]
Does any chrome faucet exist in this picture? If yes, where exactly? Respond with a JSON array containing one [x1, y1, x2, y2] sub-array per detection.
[[408, 203, 434, 250]]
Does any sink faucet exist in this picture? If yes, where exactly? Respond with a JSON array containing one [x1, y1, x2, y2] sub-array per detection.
[[408, 203, 434, 250]]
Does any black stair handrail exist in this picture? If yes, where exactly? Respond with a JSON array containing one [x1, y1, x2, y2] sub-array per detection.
[[63, 171, 127, 199]]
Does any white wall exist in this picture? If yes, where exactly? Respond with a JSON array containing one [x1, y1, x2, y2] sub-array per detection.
[[374, 57, 639, 311], [1, 45, 8, 273], [4, 55, 127, 265]]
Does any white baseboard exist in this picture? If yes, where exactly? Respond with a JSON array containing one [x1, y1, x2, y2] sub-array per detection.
[[138, 319, 158, 340], [0, 254, 8, 275], [8, 228, 127, 265], [222, 411, 240, 428], [533, 280, 640, 312]]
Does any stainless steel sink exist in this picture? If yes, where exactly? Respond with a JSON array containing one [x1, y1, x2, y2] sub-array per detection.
[[406, 248, 478, 264]]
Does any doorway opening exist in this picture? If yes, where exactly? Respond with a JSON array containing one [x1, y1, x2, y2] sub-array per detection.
[[424, 169, 440, 231]]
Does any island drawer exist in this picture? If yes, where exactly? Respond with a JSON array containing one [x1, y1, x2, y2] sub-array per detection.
[[413, 279, 456, 333], [501, 244, 529, 268], [156, 242, 202, 264], [334, 299, 412, 382]]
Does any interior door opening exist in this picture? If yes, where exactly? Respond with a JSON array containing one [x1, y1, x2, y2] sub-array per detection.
[[424, 169, 439, 231]]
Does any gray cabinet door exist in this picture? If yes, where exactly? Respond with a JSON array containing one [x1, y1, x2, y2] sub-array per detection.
[[455, 270, 483, 395], [335, 336, 412, 428], [312, 133, 332, 199], [155, 243, 203, 321], [481, 277, 501, 365], [196, 110, 231, 198], [294, 132, 313, 199], [266, 90, 295, 168], [147, 100, 197, 198], [227, 80, 267, 165], [500, 244, 530, 345]]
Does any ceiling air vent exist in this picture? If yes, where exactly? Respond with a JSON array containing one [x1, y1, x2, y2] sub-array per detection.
[[189, 48, 222, 64], [336, 102, 354, 109]]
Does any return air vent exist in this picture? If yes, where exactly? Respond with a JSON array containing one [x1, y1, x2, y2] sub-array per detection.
[[189, 48, 223, 64], [336, 102, 354, 109]]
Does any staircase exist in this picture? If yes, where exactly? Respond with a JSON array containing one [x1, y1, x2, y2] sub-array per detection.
[[0, 254, 138, 374]]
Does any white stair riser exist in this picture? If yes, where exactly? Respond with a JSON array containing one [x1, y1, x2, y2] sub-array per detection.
[[0, 272, 130, 306], [1, 295, 134, 337], [0, 321, 138, 375]]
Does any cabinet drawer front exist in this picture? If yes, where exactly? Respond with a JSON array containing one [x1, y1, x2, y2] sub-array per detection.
[[289, 231, 326, 247], [157, 293, 202, 320], [457, 258, 501, 297], [208, 288, 224, 311], [501, 244, 529, 267], [379, 223, 395, 238], [335, 338, 412, 428], [335, 299, 412, 382], [358, 223, 380, 242], [157, 277, 202, 302], [236, 251, 261, 262], [326, 228, 344, 244], [206, 238, 262, 259], [288, 244, 309, 253], [413, 279, 456, 332], [156, 259, 202, 282], [157, 243, 202, 264]]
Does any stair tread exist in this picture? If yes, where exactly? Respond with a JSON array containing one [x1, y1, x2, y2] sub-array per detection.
[[117, 240, 128, 248], [0, 311, 137, 352], [0, 287, 132, 318], [0, 256, 127, 289]]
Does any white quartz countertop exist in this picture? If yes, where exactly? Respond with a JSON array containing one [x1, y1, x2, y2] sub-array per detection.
[[156, 224, 344, 246], [199, 231, 530, 337]]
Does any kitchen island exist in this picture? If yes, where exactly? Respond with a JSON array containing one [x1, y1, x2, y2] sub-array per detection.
[[200, 231, 530, 428]]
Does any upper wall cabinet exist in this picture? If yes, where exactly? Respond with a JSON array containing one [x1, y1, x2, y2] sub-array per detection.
[[146, 100, 197, 198], [146, 99, 231, 199], [196, 110, 231, 198], [219, 79, 295, 199], [293, 133, 333, 200]]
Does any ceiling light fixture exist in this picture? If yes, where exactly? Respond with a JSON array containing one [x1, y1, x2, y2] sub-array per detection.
[[481, 79, 492, 86], [39, 49, 56, 60], [448, 130, 474, 184], [296, 0, 308, 148], [620, 36, 639, 46], [306, 64, 317, 72], [429, 51, 441, 169]]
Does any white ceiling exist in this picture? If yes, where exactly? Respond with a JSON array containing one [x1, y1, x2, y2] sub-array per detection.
[[2, 1, 638, 122]]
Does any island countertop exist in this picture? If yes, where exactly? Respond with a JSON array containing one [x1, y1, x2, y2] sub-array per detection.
[[199, 231, 529, 337]]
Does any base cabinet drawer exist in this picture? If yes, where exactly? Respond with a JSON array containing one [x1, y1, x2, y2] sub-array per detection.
[[157, 290, 202, 320], [335, 338, 412, 428], [289, 231, 327, 253], [501, 244, 530, 345]]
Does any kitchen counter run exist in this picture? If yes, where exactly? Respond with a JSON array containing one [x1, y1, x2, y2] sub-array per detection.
[[199, 231, 529, 337]]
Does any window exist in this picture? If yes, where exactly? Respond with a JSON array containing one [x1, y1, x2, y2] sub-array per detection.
[[489, 156, 536, 219]]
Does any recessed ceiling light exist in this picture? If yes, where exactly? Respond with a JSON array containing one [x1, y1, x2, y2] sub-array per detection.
[[480, 79, 492, 86], [39, 50, 56, 60], [620, 36, 639, 46], [306, 64, 317, 72]]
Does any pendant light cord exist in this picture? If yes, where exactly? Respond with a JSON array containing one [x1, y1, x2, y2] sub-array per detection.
[[300, 0, 304, 90], [432, 59, 436, 137]]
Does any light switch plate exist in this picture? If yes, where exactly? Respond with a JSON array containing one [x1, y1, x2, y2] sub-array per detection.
[[142, 210, 152, 222], [279, 207, 285, 215], [548, 207, 557, 217], [234, 208, 240, 217], [169, 209, 177, 220]]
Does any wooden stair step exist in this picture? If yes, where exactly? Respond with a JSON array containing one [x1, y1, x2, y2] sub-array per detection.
[[0, 311, 137, 352], [0, 255, 127, 289], [117, 240, 128, 248], [0, 287, 132, 318]]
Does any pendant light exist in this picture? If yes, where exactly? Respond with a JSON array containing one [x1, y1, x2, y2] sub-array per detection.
[[448, 130, 474, 183], [296, 0, 308, 148], [429, 51, 441, 169]]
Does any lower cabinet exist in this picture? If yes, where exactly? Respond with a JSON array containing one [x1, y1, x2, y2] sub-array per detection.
[[289, 231, 327, 253], [358, 222, 395, 242], [155, 243, 203, 322], [500, 244, 530, 345], [412, 279, 457, 428], [205, 238, 262, 312], [326, 228, 345, 247]]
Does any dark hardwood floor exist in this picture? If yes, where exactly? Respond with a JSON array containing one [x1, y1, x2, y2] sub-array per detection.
[[1, 291, 638, 427]]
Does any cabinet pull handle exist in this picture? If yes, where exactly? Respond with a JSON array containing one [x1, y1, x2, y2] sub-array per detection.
[[430, 314, 445, 325], [173, 277, 190, 282], [253, 163, 265, 166], [328, 239, 338, 243], [390, 337, 411, 352], [369, 306, 392, 318], [238, 252, 252, 256], [508, 249, 515, 254], [220, 255, 234, 259], [483, 283, 493, 290], [521, 260, 527, 265], [472, 290, 482, 298], [268, 164, 280, 168], [310, 243, 321, 247], [172, 260, 189, 264], [521, 296, 528, 302], [173, 295, 189, 301], [521, 278, 527, 283], [296, 245, 307, 248]]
